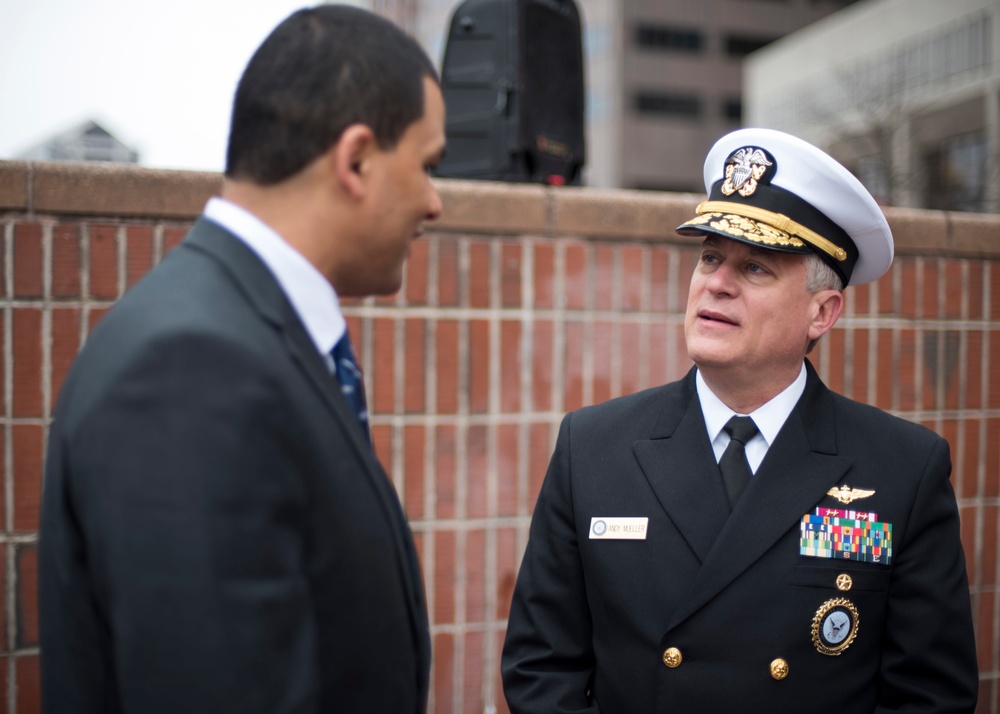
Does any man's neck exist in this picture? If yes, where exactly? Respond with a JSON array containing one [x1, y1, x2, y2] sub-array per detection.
[[696, 363, 804, 414]]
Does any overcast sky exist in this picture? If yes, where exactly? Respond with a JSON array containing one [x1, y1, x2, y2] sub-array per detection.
[[0, 0, 358, 172]]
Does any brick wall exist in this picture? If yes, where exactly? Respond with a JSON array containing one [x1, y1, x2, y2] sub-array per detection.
[[1, 160, 999, 713]]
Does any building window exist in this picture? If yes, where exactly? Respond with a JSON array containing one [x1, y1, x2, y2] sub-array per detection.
[[635, 24, 703, 53], [634, 92, 703, 119], [925, 132, 988, 212], [725, 34, 778, 57], [722, 98, 742, 121]]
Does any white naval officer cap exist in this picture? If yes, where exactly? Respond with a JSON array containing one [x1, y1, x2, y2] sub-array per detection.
[[676, 128, 894, 286]]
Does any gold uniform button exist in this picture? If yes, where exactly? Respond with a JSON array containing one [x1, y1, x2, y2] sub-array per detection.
[[836, 573, 853, 591], [770, 658, 789, 680], [662, 647, 682, 668]]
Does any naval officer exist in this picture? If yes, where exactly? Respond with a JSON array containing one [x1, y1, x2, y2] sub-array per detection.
[[501, 128, 978, 713]]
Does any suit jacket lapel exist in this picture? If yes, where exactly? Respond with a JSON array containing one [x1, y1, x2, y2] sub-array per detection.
[[666, 362, 853, 629], [182, 219, 427, 632], [633, 368, 731, 563]]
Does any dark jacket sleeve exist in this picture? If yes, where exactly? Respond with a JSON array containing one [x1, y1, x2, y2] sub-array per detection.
[[502, 413, 602, 714], [875, 435, 979, 712]]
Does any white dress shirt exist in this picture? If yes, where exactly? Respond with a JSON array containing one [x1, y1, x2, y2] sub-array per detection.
[[696, 363, 807, 474], [203, 197, 345, 368]]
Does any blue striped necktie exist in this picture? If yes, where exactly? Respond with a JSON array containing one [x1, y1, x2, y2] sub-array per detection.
[[331, 331, 370, 445]]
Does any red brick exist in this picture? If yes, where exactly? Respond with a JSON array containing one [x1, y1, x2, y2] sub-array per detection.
[[405, 237, 429, 305], [989, 262, 1000, 319], [0, 548, 6, 647], [851, 282, 871, 317], [433, 633, 455, 714], [620, 245, 645, 311], [650, 246, 670, 313], [88, 224, 119, 300], [851, 330, 870, 403], [531, 321, 553, 412], [985, 419, 1000, 500], [373, 288, 397, 307], [436, 320, 459, 415], [403, 425, 425, 519], [433, 530, 456, 625], [16, 546, 37, 648], [468, 241, 491, 308], [897, 329, 917, 411], [12, 309, 43, 418], [404, 319, 426, 413], [125, 225, 155, 289], [496, 526, 518, 619], [497, 424, 519, 517], [594, 244, 614, 311], [943, 259, 964, 319], [462, 630, 484, 714], [877, 266, 894, 315], [469, 320, 491, 414], [921, 261, 939, 319], [620, 322, 642, 397], [563, 242, 588, 311], [593, 321, 613, 404], [990, 333, 1000, 409], [467, 425, 488, 519], [500, 321, 521, 413], [966, 260, 984, 320], [982, 505, 998, 589], [50, 308, 80, 411], [647, 323, 669, 389], [0, 656, 7, 714], [944, 331, 961, 412], [958, 419, 981, 501], [15, 655, 39, 714], [669, 324, 691, 383], [87, 306, 111, 334], [494, 631, 511, 714], [465, 529, 486, 623], [437, 238, 459, 307], [435, 425, 457, 519], [12, 223, 43, 298], [371, 318, 396, 415], [899, 258, 918, 319], [563, 322, 585, 411], [12, 424, 43, 531], [162, 225, 187, 256], [966, 331, 983, 410], [51, 223, 82, 298], [533, 242, 555, 309], [500, 242, 521, 308], [874, 330, 893, 409], [673, 249, 697, 314]]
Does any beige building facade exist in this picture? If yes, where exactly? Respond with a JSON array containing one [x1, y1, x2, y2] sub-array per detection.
[[745, 0, 1000, 212]]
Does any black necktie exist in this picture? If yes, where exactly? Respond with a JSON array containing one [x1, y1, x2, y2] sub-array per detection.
[[719, 416, 759, 509], [331, 331, 370, 445]]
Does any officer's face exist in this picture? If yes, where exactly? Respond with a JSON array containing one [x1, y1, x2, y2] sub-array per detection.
[[684, 236, 828, 391]]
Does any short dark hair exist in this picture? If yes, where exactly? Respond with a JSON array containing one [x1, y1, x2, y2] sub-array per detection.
[[225, 5, 439, 185]]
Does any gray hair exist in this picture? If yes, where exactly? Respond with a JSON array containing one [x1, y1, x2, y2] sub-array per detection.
[[805, 253, 844, 353]]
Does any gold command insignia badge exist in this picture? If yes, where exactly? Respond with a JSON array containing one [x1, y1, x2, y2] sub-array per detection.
[[721, 147, 773, 198], [811, 598, 859, 656], [827, 484, 875, 505]]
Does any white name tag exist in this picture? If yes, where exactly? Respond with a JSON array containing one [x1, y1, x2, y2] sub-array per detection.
[[589, 517, 649, 540]]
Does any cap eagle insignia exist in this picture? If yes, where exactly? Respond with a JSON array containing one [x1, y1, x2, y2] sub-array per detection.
[[826, 484, 876, 505], [721, 147, 773, 198]]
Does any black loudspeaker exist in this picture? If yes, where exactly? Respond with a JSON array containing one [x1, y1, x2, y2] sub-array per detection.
[[435, 0, 585, 185]]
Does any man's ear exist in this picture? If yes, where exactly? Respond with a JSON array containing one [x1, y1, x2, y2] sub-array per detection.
[[331, 124, 377, 201], [807, 289, 844, 343]]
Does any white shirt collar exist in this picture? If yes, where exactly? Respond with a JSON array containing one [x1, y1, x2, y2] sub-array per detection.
[[203, 197, 345, 356], [697, 363, 807, 458]]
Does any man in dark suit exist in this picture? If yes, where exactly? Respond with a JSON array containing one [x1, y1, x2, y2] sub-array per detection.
[[39, 7, 444, 713], [501, 128, 978, 712]]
